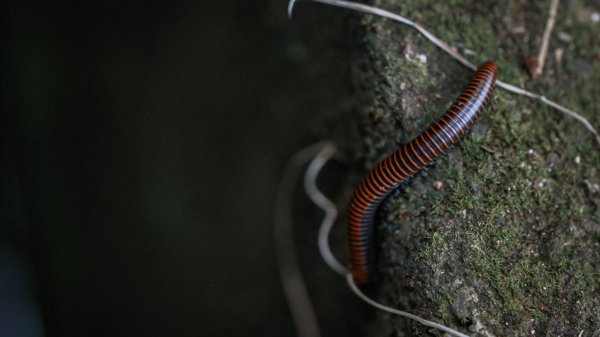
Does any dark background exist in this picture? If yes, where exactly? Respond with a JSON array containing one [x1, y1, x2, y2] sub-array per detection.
[[4, 1, 360, 336]]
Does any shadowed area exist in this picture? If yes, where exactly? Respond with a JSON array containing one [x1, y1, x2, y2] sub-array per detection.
[[4, 0, 358, 336]]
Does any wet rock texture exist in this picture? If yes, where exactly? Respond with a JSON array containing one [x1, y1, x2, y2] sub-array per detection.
[[347, 0, 600, 336]]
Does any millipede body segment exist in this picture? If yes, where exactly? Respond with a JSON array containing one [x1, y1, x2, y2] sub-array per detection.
[[347, 61, 497, 284]]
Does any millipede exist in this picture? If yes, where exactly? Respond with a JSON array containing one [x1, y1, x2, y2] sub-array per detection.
[[348, 61, 497, 284]]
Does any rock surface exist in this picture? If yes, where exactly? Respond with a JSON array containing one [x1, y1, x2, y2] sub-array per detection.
[[343, 0, 600, 336]]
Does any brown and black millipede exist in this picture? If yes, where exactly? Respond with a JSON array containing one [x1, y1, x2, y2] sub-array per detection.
[[348, 61, 497, 284]]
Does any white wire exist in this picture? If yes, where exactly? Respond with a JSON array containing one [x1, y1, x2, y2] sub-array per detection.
[[346, 274, 470, 337]]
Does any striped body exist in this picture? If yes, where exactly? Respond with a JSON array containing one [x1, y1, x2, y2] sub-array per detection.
[[348, 61, 497, 284]]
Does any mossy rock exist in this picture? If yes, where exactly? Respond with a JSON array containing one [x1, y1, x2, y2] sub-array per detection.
[[348, 0, 600, 336]]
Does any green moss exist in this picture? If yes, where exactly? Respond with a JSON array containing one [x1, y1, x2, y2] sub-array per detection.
[[407, 94, 600, 332], [361, 13, 376, 27], [361, 1, 600, 335]]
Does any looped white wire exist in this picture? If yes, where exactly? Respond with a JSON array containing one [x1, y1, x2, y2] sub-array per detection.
[[303, 142, 471, 337], [303, 143, 347, 276]]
